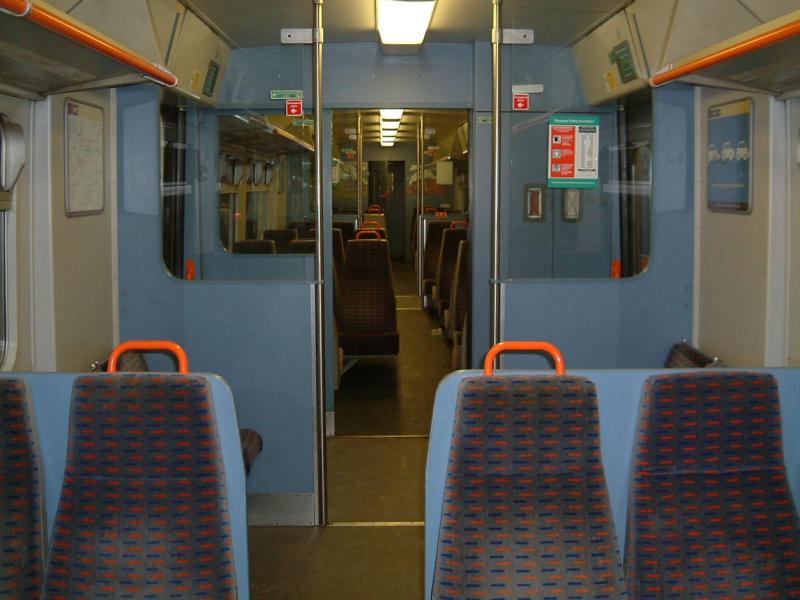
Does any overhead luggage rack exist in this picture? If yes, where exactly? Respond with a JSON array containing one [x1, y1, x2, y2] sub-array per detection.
[[0, 0, 176, 99]]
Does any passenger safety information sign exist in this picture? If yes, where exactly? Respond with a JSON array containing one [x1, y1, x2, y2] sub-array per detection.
[[548, 115, 600, 189]]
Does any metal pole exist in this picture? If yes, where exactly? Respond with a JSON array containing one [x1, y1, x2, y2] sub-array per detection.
[[416, 115, 424, 296], [357, 112, 363, 224], [312, 0, 327, 526], [490, 0, 502, 346]]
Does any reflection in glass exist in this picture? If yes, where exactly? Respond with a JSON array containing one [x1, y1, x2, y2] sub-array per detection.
[[218, 114, 315, 253]]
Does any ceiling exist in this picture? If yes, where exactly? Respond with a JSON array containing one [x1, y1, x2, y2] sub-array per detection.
[[183, 0, 629, 48]]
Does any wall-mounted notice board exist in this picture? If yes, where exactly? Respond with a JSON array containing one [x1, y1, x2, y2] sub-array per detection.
[[64, 99, 104, 216]]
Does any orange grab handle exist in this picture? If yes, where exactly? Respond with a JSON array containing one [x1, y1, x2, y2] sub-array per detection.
[[651, 18, 800, 87], [450, 220, 469, 229], [355, 230, 381, 240], [483, 341, 566, 376], [0, 0, 178, 87], [0, 0, 29, 16], [185, 259, 197, 281], [361, 220, 380, 229], [107, 340, 189, 374]]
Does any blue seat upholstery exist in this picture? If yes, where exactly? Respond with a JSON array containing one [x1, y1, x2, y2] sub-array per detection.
[[43, 374, 237, 599], [625, 371, 800, 598], [0, 378, 44, 598], [432, 375, 626, 599]]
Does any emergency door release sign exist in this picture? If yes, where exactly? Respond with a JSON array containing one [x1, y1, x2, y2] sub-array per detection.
[[547, 114, 599, 189]]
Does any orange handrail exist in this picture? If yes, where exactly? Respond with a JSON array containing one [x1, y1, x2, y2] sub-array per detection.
[[0, 0, 178, 87], [355, 230, 381, 240], [107, 340, 189, 374], [0, 0, 29, 16], [651, 18, 800, 87], [450, 220, 469, 229], [483, 341, 566, 376]]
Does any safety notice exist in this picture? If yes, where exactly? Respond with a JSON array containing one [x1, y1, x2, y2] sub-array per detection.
[[547, 115, 600, 189]]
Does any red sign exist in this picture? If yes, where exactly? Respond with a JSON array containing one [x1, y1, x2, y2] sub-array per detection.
[[549, 125, 576, 179], [286, 99, 303, 116], [512, 93, 529, 111]]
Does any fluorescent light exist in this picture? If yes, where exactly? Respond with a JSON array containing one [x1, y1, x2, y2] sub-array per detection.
[[381, 121, 400, 131], [380, 109, 404, 121], [380, 140, 395, 147], [376, 0, 436, 45]]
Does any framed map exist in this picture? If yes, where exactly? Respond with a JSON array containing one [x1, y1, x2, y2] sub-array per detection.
[[65, 99, 104, 216]]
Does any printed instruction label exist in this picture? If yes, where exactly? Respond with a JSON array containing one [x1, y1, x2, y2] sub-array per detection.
[[548, 114, 599, 189]]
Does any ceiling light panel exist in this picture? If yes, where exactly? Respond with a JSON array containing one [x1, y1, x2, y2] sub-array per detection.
[[376, 0, 436, 45]]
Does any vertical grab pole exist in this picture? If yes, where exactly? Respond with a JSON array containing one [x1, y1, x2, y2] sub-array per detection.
[[417, 115, 424, 296], [312, 0, 328, 526], [490, 0, 503, 347], [357, 112, 364, 226]]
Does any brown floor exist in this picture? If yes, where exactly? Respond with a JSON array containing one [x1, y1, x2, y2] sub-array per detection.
[[248, 258, 451, 599]]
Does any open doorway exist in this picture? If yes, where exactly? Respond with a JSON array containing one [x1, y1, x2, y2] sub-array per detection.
[[326, 109, 470, 526]]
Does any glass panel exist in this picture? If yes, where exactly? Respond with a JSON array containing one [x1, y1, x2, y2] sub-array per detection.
[[160, 104, 186, 277], [218, 114, 315, 253], [504, 91, 652, 279]]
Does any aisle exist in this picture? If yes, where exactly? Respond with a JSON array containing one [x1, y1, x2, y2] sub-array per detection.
[[248, 259, 453, 599]]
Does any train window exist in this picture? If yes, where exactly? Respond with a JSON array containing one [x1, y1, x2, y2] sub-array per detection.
[[505, 91, 651, 279], [160, 104, 186, 278], [218, 114, 315, 253]]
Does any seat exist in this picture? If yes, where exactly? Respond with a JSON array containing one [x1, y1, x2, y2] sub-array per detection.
[[289, 221, 314, 239], [333, 220, 356, 242], [232, 239, 277, 254], [433, 227, 467, 320], [422, 221, 450, 305], [0, 378, 44, 599], [332, 228, 346, 283], [663, 340, 719, 368], [432, 342, 626, 599], [446, 241, 470, 368], [43, 373, 238, 598], [625, 371, 800, 598], [339, 239, 399, 356], [262, 228, 298, 253], [289, 239, 316, 253]]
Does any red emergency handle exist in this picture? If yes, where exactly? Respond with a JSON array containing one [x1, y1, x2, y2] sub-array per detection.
[[483, 341, 566, 376], [107, 340, 189, 374]]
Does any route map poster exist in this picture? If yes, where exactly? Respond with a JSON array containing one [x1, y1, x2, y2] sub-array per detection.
[[548, 114, 599, 189], [707, 98, 752, 213]]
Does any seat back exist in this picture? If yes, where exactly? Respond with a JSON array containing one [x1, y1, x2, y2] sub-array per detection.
[[434, 228, 467, 317], [0, 378, 44, 599], [432, 374, 625, 598], [422, 221, 450, 294], [626, 371, 800, 598], [338, 240, 398, 355], [447, 240, 470, 338], [262, 228, 298, 252], [333, 220, 355, 242], [289, 239, 316, 254], [232, 239, 277, 254], [43, 373, 237, 599]]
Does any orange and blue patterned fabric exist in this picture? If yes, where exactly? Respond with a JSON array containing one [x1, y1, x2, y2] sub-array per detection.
[[625, 371, 800, 598], [43, 374, 237, 599], [0, 378, 43, 598], [432, 375, 626, 599]]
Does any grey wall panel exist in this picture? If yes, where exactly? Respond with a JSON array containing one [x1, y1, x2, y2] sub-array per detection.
[[50, 90, 115, 371], [118, 84, 317, 497]]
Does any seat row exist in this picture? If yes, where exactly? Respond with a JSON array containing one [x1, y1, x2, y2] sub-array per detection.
[[430, 342, 800, 599], [0, 342, 246, 598]]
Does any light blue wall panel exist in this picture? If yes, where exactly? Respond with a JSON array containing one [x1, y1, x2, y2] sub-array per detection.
[[117, 86, 317, 495], [184, 284, 316, 492], [425, 367, 800, 598], [324, 43, 474, 108], [499, 84, 694, 369]]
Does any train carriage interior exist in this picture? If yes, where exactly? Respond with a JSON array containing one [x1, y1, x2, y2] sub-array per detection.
[[3, 0, 800, 598]]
